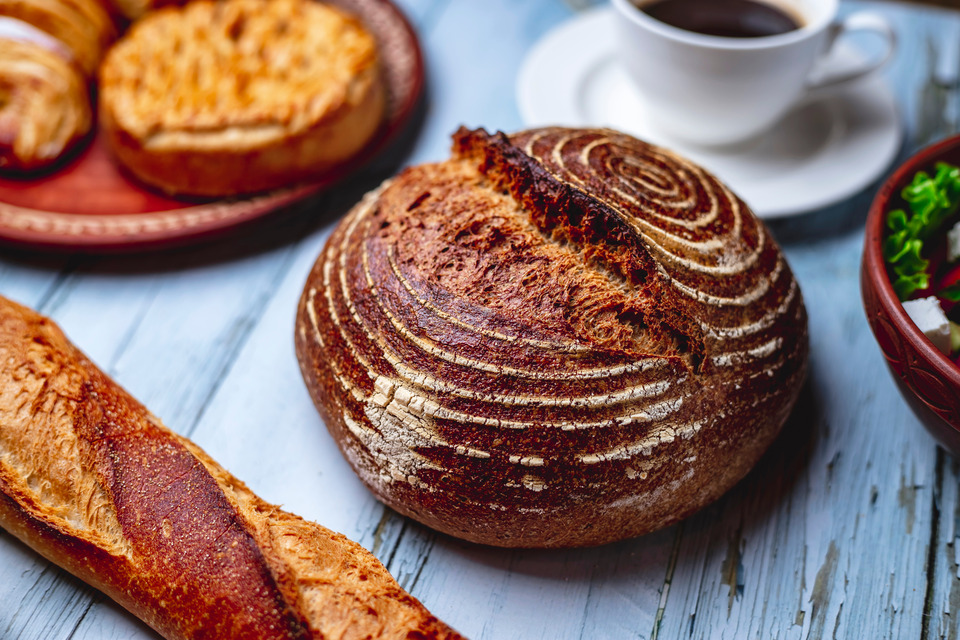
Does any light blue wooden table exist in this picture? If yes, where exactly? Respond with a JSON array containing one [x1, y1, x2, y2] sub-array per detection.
[[1, 1, 959, 638]]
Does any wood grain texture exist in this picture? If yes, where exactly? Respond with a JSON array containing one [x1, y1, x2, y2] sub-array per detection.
[[1, 0, 960, 638]]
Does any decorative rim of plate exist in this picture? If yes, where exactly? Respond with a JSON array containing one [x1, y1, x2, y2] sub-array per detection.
[[0, 0, 424, 253]]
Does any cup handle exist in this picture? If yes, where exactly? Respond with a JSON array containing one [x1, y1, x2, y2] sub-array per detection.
[[805, 12, 896, 93]]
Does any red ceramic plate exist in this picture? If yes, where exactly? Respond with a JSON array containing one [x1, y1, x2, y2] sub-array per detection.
[[0, 0, 423, 253]]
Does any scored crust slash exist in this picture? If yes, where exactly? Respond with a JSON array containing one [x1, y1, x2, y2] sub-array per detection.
[[295, 126, 809, 548], [0, 295, 463, 640]]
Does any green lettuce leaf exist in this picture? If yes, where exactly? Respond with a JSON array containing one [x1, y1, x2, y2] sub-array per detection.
[[885, 162, 960, 301]]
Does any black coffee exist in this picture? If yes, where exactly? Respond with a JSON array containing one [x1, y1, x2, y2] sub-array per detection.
[[639, 0, 802, 38]]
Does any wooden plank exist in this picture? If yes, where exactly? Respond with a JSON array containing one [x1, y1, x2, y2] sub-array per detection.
[[68, 601, 155, 640], [403, 528, 679, 640], [5, 1, 960, 639], [926, 451, 960, 639], [403, 0, 572, 165], [878, 0, 960, 9], [0, 256, 74, 312], [173, 224, 379, 529]]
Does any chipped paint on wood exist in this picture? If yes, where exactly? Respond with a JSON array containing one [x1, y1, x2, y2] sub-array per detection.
[[809, 541, 840, 638], [720, 527, 745, 616], [898, 466, 922, 536], [1, 1, 959, 639]]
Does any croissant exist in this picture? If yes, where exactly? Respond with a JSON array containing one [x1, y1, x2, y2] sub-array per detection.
[[295, 126, 809, 548], [0, 0, 113, 172], [0, 0, 114, 78], [0, 294, 463, 640], [0, 36, 91, 171]]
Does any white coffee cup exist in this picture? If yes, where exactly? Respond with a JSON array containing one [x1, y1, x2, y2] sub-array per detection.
[[610, 0, 896, 147]]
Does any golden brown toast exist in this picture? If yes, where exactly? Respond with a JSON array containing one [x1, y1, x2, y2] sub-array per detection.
[[99, 0, 386, 197]]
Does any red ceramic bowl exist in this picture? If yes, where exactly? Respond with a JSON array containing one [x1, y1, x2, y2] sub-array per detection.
[[862, 134, 960, 455]]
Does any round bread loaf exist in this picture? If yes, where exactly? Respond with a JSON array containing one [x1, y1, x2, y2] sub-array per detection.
[[295, 127, 808, 548], [98, 0, 385, 197]]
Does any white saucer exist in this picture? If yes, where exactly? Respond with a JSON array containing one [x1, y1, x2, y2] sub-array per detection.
[[516, 8, 903, 219]]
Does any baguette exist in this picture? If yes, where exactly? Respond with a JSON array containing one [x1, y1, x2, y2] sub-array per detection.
[[0, 295, 462, 640]]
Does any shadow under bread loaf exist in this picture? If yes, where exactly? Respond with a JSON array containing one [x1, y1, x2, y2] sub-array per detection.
[[296, 126, 809, 549], [0, 296, 462, 640]]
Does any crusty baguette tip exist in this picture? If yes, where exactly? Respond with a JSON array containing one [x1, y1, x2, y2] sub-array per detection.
[[0, 295, 463, 640]]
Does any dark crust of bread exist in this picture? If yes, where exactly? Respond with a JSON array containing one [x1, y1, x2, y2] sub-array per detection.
[[295, 126, 808, 548], [453, 126, 707, 366], [0, 296, 463, 640]]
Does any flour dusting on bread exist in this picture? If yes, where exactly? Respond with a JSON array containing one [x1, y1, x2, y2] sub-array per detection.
[[296, 126, 808, 548], [0, 295, 463, 639]]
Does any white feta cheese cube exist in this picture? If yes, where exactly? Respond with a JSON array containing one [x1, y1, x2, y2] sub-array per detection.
[[903, 296, 952, 355], [948, 221, 960, 262]]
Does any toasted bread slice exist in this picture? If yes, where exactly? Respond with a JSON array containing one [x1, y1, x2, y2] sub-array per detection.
[[0, 37, 91, 171], [99, 0, 386, 197]]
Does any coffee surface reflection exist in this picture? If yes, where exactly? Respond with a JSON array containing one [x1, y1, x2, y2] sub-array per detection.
[[637, 0, 802, 38]]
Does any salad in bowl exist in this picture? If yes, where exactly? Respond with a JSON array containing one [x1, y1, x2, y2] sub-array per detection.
[[862, 134, 960, 456], [885, 162, 960, 358]]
